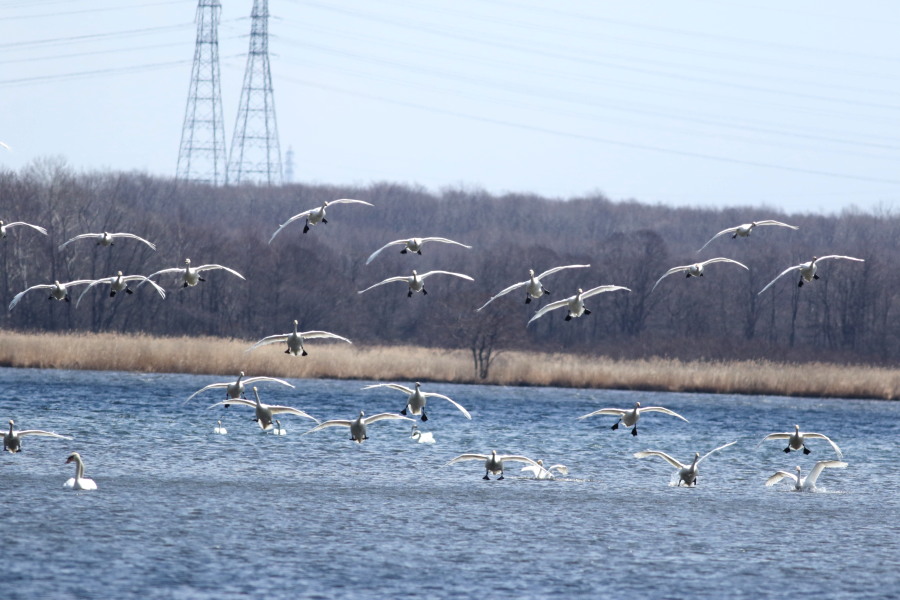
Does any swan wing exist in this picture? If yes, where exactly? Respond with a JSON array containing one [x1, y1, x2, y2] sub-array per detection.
[[184, 382, 229, 403], [476, 279, 528, 311], [548, 464, 569, 475], [755, 220, 799, 230], [577, 408, 626, 420], [135, 276, 167, 299], [446, 453, 489, 465], [7, 222, 48, 235], [328, 198, 374, 208], [206, 398, 256, 410], [756, 432, 791, 448], [535, 264, 591, 280], [9, 284, 56, 310], [424, 393, 472, 419], [697, 226, 739, 253], [497, 455, 540, 466], [633, 450, 685, 469], [803, 433, 843, 459], [357, 275, 410, 294], [17, 430, 72, 440], [73, 278, 109, 308], [144, 266, 185, 281], [267, 406, 320, 424], [651, 266, 689, 293], [418, 237, 471, 249], [639, 406, 690, 422], [365, 239, 406, 264], [419, 270, 474, 282], [193, 264, 245, 280], [581, 285, 631, 299], [814, 255, 865, 264], [700, 257, 749, 270], [758, 264, 802, 295], [527, 297, 572, 324], [246, 334, 290, 351], [362, 413, 416, 425], [805, 460, 848, 487], [361, 383, 415, 394], [268, 209, 317, 243], [765, 471, 798, 487], [110, 232, 157, 250], [306, 419, 353, 433], [58, 232, 99, 250], [300, 330, 353, 344], [242, 376, 295, 389], [696, 441, 737, 465]]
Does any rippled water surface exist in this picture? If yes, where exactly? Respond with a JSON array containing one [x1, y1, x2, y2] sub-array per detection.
[[2, 367, 898, 599]]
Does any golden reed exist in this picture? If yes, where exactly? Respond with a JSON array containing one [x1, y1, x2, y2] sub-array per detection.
[[1, 330, 897, 400]]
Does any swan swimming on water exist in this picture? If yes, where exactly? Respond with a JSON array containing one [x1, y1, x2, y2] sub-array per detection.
[[74, 271, 166, 307], [246, 320, 352, 356], [0, 220, 48, 239], [757, 424, 843, 459], [58, 231, 157, 251], [476, 264, 591, 310], [207, 387, 319, 431], [4, 419, 72, 452], [521, 459, 569, 480], [634, 441, 736, 487], [357, 269, 474, 297], [765, 461, 847, 491], [446, 449, 539, 480], [758, 255, 864, 295], [269, 198, 374, 241], [526, 285, 630, 325], [366, 236, 472, 264], [64, 452, 97, 491], [271, 420, 287, 436], [650, 258, 749, 293], [697, 220, 799, 253], [305, 410, 414, 443], [577, 401, 688, 436], [9, 279, 96, 310], [410, 425, 435, 444], [185, 371, 295, 403], [361, 382, 471, 421], [213, 420, 227, 435], [145, 258, 245, 288]]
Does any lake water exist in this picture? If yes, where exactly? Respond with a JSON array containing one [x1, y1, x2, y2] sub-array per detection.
[[2, 366, 898, 599]]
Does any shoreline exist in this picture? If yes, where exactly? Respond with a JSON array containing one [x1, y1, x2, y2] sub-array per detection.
[[1, 330, 897, 400]]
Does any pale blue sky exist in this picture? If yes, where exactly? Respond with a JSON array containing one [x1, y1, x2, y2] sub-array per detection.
[[2, 0, 898, 214]]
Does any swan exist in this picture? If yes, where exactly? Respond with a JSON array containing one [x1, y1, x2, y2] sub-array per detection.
[[269, 198, 374, 242], [145, 258, 245, 288], [207, 387, 319, 431], [758, 255, 864, 295], [271, 420, 287, 436], [361, 382, 471, 421], [185, 371, 295, 403], [765, 461, 847, 491], [634, 441, 736, 486], [366, 236, 472, 264], [476, 264, 591, 311], [9, 279, 96, 310], [446, 449, 539, 480], [213, 420, 227, 435], [757, 424, 843, 459], [410, 425, 435, 444], [305, 410, 414, 443], [247, 319, 352, 356], [358, 269, 474, 297], [74, 272, 166, 307], [521, 459, 569, 480], [0, 220, 48, 239], [527, 285, 630, 325], [4, 419, 72, 453], [577, 401, 688, 436], [58, 231, 156, 251], [697, 220, 799, 253], [650, 258, 748, 293], [64, 452, 97, 491]]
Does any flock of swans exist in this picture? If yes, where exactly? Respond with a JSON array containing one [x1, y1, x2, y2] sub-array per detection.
[[2, 207, 855, 491]]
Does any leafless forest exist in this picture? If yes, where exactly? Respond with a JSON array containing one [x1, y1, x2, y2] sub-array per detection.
[[2, 160, 898, 373]]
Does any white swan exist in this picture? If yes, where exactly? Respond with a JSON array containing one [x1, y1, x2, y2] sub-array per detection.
[[207, 387, 319, 431], [765, 461, 847, 491], [4, 419, 72, 453], [269, 198, 374, 242], [446, 449, 539, 480], [0, 220, 48, 239], [757, 424, 843, 459], [185, 371, 295, 403], [697, 220, 798, 253], [64, 452, 97, 491], [758, 255, 864, 295], [74, 271, 166, 307], [634, 441, 736, 487], [271, 420, 287, 436], [577, 401, 688, 436], [361, 382, 471, 421], [213, 420, 227, 435], [58, 231, 157, 251], [527, 285, 630, 325], [247, 319, 352, 356], [521, 459, 569, 480], [8, 279, 97, 311], [305, 410, 414, 443], [358, 269, 474, 297], [650, 257, 749, 293], [410, 425, 435, 444], [146, 258, 245, 288], [366, 237, 472, 264], [476, 264, 591, 311]]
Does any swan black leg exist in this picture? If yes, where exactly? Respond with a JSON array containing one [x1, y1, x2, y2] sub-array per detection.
[[301, 350, 308, 356], [525, 297, 531, 304], [421, 410, 428, 422], [400, 407, 407, 415], [498, 473, 504, 480], [303, 220, 310, 233], [126, 288, 133, 294], [584, 309, 591, 315], [803, 447, 811, 455], [416, 250, 422, 255], [813, 274, 819, 280], [322, 218, 328, 224], [611, 422, 619, 430], [798, 280, 804, 287], [543, 288, 551, 295], [422, 288, 427, 295], [784, 447, 791, 453], [483, 472, 490, 480], [564, 314, 572, 321], [110, 291, 116, 297], [407, 290, 413, 298], [631, 427, 638, 436], [400, 249, 407, 254]]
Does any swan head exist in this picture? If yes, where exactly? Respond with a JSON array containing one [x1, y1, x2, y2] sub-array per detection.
[[794, 424, 800, 431], [65, 452, 81, 465], [536, 459, 544, 466], [412, 269, 418, 276], [415, 382, 421, 388], [184, 258, 192, 266], [359, 410, 366, 418], [323, 200, 330, 207], [528, 269, 535, 277], [117, 270, 123, 276], [577, 288, 584, 294], [634, 402, 641, 408], [238, 371, 245, 378], [795, 465, 802, 473]]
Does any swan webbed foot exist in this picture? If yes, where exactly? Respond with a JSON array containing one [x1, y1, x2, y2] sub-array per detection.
[[422, 288, 427, 295], [125, 288, 133, 294], [400, 408, 407, 415], [564, 314, 572, 321], [400, 249, 407, 254], [407, 290, 413, 298], [813, 274, 819, 280], [611, 422, 619, 430], [303, 221, 310, 233], [284, 348, 290, 354], [199, 277, 206, 282], [803, 447, 811, 455], [65, 296, 70, 302], [322, 218, 328, 224], [416, 250, 422, 255], [483, 474, 490, 480], [183, 282, 189, 288], [784, 447, 791, 453], [525, 297, 532, 304], [301, 350, 308, 356], [583, 308, 591, 315], [498, 474, 505, 480], [631, 427, 638, 436], [798, 280, 804, 287], [543, 289, 550, 295], [421, 413, 428, 422], [109, 291, 116, 297], [685, 272, 691, 278]]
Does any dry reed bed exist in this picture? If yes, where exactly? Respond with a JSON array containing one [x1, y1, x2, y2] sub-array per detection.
[[1, 331, 897, 400]]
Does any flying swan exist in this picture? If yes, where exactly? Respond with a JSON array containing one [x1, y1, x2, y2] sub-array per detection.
[[207, 387, 319, 431], [0, 220, 48, 239], [357, 269, 474, 297], [446, 449, 540, 480], [650, 258, 748, 293], [247, 320, 352, 356], [361, 381, 472, 421], [184, 371, 295, 403], [756, 424, 843, 459], [366, 236, 472, 264], [758, 255, 864, 295], [145, 258, 245, 288], [64, 452, 98, 491], [527, 285, 630, 325], [9, 279, 96, 311], [58, 231, 157, 251], [74, 272, 166, 307], [634, 441, 736, 486], [476, 264, 591, 311], [577, 401, 688, 436], [765, 461, 847, 491], [269, 198, 374, 242], [305, 410, 414, 443], [697, 220, 799, 253], [4, 419, 72, 453], [521, 459, 569, 480]]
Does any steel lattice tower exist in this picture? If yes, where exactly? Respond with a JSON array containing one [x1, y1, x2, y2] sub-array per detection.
[[176, 0, 228, 185], [227, 0, 282, 185]]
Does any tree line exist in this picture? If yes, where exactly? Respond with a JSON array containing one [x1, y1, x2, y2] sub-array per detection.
[[2, 158, 898, 374]]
